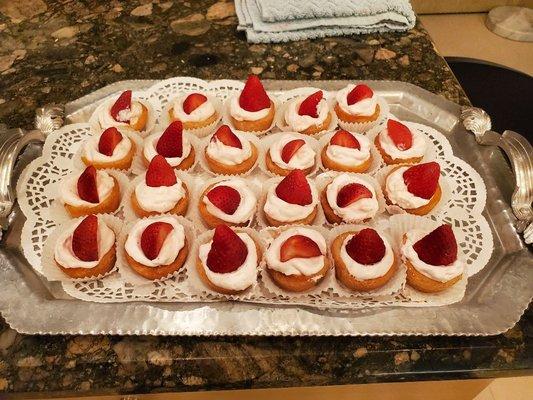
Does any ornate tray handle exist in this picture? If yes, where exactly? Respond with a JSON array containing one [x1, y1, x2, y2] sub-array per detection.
[[0, 105, 64, 230], [461, 106, 533, 243]]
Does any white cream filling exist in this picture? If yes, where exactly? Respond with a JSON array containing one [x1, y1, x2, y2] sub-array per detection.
[[335, 84, 378, 117], [269, 133, 315, 170], [266, 228, 327, 276], [54, 218, 115, 269], [340, 231, 394, 280], [378, 126, 427, 160], [171, 95, 216, 122], [82, 130, 132, 163], [385, 166, 431, 209], [264, 177, 318, 222], [206, 133, 253, 166], [203, 179, 257, 224], [284, 97, 329, 132], [124, 215, 185, 267], [401, 229, 464, 282], [326, 174, 379, 222], [96, 95, 146, 130], [134, 172, 185, 213], [230, 95, 270, 121], [198, 232, 257, 291], [60, 170, 115, 208], [325, 132, 371, 166], [143, 132, 192, 167]]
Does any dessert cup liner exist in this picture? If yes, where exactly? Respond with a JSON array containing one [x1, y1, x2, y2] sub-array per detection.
[[326, 222, 406, 298], [314, 171, 386, 226], [191, 175, 263, 231], [387, 214, 468, 305], [221, 94, 280, 136], [121, 170, 196, 222], [256, 176, 326, 229], [373, 164, 453, 217], [159, 94, 223, 138], [72, 129, 144, 175], [131, 133, 201, 175], [116, 214, 196, 286], [185, 227, 266, 301], [336, 96, 390, 134], [198, 133, 261, 177], [367, 123, 438, 165], [45, 169, 130, 224], [257, 131, 321, 178], [88, 94, 158, 138], [258, 225, 333, 299], [317, 130, 384, 175], [40, 214, 123, 282], [275, 96, 338, 138]]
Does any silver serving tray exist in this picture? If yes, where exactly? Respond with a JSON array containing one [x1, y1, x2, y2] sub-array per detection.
[[0, 80, 531, 336]]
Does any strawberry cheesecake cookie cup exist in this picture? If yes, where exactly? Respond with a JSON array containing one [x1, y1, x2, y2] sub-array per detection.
[[196, 225, 261, 295], [374, 119, 427, 165], [263, 132, 318, 176], [320, 129, 375, 173], [165, 92, 222, 137], [80, 127, 138, 171]]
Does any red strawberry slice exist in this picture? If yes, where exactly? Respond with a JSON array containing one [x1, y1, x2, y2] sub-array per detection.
[[298, 90, 323, 118], [72, 214, 99, 262], [146, 155, 177, 187], [110, 90, 132, 122], [98, 127, 123, 156], [140, 221, 174, 261], [206, 225, 248, 273], [413, 224, 458, 266], [77, 165, 100, 204], [280, 235, 322, 262], [403, 162, 440, 200], [347, 84, 374, 105], [183, 93, 207, 115], [206, 185, 241, 215], [281, 139, 305, 163], [156, 121, 183, 158], [239, 74, 270, 112], [330, 129, 360, 149], [275, 169, 312, 206], [345, 228, 386, 265], [336, 183, 372, 208], [387, 119, 413, 150], [211, 125, 242, 149]]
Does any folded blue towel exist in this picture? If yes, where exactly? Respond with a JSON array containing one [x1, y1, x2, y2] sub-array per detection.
[[235, 0, 416, 43]]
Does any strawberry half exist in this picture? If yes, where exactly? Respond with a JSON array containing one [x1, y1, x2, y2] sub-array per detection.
[[280, 234, 322, 262], [330, 129, 360, 149], [77, 165, 100, 204], [98, 127, 123, 156], [413, 224, 457, 266], [275, 169, 312, 206], [206, 225, 248, 273], [140, 221, 174, 261], [206, 185, 241, 215], [298, 90, 323, 118], [336, 183, 372, 208], [156, 121, 183, 158], [72, 214, 99, 262], [239, 74, 270, 112], [146, 155, 177, 187], [345, 228, 386, 265], [211, 125, 242, 149], [183, 93, 207, 115], [281, 139, 305, 164], [347, 84, 374, 105], [110, 90, 132, 122], [387, 119, 413, 150], [403, 162, 440, 200]]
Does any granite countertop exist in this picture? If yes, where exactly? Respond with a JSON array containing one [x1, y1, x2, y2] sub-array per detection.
[[0, 0, 530, 398]]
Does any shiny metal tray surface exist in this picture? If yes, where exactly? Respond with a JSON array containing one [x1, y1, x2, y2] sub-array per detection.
[[0, 80, 531, 336]]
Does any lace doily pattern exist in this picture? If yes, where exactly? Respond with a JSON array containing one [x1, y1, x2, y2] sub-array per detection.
[[17, 78, 492, 308]]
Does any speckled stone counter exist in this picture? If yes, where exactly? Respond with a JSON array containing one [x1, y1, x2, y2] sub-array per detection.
[[0, 0, 530, 398]]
